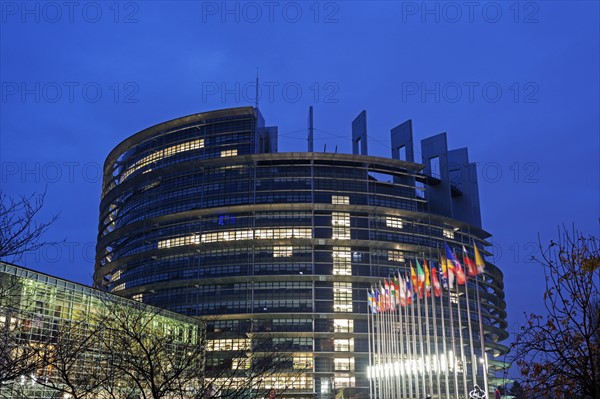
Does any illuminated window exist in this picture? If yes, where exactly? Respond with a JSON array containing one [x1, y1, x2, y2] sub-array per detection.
[[220, 149, 238, 157], [321, 380, 330, 394], [232, 358, 250, 370], [450, 291, 459, 304], [332, 212, 350, 226], [112, 283, 125, 291], [334, 357, 355, 371], [334, 338, 354, 352], [121, 139, 204, 181], [332, 195, 349, 205], [110, 270, 121, 282], [385, 216, 403, 229], [334, 376, 355, 388], [388, 251, 405, 262], [333, 282, 353, 312], [160, 228, 312, 248], [158, 234, 200, 249], [206, 339, 250, 351], [443, 229, 455, 239], [332, 247, 352, 276], [273, 246, 293, 257], [132, 293, 143, 302], [293, 354, 313, 370], [332, 227, 351, 240], [333, 319, 353, 333], [332, 212, 350, 240]]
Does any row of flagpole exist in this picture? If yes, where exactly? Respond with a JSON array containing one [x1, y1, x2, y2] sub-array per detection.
[[366, 241, 489, 399]]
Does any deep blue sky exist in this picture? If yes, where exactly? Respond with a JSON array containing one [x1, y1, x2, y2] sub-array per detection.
[[1, 1, 598, 343]]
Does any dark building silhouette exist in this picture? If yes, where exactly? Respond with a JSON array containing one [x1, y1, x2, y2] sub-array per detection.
[[94, 106, 508, 398]]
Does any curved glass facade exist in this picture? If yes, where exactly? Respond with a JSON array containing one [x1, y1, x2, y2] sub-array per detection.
[[95, 106, 508, 398]]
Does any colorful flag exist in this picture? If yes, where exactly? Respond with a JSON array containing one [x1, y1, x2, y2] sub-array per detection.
[[438, 261, 449, 290], [380, 282, 387, 311], [406, 278, 413, 305], [411, 263, 422, 299], [388, 279, 396, 310], [462, 245, 477, 277], [398, 274, 407, 307], [442, 251, 455, 290], [410, 263, 418, 292], [393, 274, 400, 302], [473, 243, 485, 274], [367, 289, 376, 313], [424, 259, 432, 297], [445, 243, 465, 285], [431, 265, 442, 297], [375, 287, 382, 312]]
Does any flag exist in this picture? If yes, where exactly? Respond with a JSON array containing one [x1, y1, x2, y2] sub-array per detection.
[[438, 259, 449, 290], [384, 280, 393, 311], [454, 257, 466, 285], [388, 279, 396, 310], [398, 274, 407, 307], [462, 245, 477, 277], [424, 259, 432, 297], [375, 287, 382, 312], [416, 259, 425, 298], [411, 263, 422, 298], [441, 250, 455, 289], [431, 265, 442, 297], [473, 243, 485, 274], [384, 281, 391, 311], [381, 284, 387, 312], [368, 289, 376, 313], [445, 243, 465, 285], [406, 277, 413, 305], [393, 274, 400, 302]]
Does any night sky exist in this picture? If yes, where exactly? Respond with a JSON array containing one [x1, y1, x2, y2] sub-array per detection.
[[1, 1, 598, 355]]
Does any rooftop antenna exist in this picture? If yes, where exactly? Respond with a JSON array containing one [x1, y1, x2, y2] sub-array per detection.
[[255, 67, 259, 109], [308, 106, 314, 152]]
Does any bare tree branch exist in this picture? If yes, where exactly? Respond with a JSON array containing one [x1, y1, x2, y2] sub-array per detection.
[[0, 190, 62, 262]]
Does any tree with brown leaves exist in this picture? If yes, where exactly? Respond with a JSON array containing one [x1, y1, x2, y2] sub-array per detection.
[[510, 228, 600, 399]]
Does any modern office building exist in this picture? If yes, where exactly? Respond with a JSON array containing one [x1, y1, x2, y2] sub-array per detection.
[[94, 106, 508, 398], [0, 261, 205, 399]]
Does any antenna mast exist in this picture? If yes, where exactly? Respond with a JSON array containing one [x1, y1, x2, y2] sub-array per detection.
[[255, 67, 259, 109]]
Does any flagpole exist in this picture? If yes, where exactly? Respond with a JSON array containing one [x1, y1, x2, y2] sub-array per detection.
[[462, 247, 479, 390], [436, 255, 451, 399], [404, 275, 413, 399], [376, 286, 383, 399], [398, 274, 407, 399], [386, 280, 393, 399], [385, 282, 392, 399], [380, 282, 387, 399], [415, 281, 426, 398], [454, 278, 469, 398], [411, 287, 419, 398], [368, 288, 374, 399], [387, 280, 394, 399], [391, 272, 403, 398], [445, 258, 460, 399], [473, 240, 490, 397], [391, 278, 400, 399], [430, 258, 442, 399], [368, 289, 372, 399], [423, 259, 434, 397]]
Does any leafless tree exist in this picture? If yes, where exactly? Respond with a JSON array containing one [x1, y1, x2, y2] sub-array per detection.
[[95, 298, 206, 399], [509, 227, 600, 399], [0, 190, 61, 262], [31, 319, 109, 399]]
